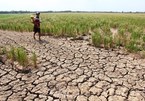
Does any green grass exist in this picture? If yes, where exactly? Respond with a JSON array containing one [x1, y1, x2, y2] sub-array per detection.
[[1, 46, 37, 68], [7, 47, 16, 61], [92, 32, 102, 47], [15, 47, 28, 67], [0, 47, 7, 55], [31, 52, 37, 68], [6, 47, 28, 66], [0, 13, 145, 36], [0, 13, 145, 54]]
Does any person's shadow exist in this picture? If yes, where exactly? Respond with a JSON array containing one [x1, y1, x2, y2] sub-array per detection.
[[35, 33, 51, 44], [36, 39, 49, 44]]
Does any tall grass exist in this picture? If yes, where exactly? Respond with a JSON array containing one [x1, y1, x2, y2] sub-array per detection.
[[31, 52, 37, 68], [0, 13, 145, 54], [92, 32, 102, 47], [0, 13, 145, 36], [7, 47, 16, 61], [4, 47, 37, 67], [15, 47, 28, 67]]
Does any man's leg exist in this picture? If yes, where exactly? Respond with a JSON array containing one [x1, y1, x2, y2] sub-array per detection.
[[38, 32, 41, 41], [38, 28, 41, 41], [33, 27, 36, 40], [33, 32, 36, 40]]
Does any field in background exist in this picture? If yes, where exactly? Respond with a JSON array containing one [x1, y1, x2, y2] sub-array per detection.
[[0, 13, 145, 55]]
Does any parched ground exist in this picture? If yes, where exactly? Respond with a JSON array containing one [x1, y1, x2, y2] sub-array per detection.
[[0, 30, 145, 101]]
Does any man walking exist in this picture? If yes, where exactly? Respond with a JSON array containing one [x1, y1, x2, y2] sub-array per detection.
[[31, 12, 41, 41]]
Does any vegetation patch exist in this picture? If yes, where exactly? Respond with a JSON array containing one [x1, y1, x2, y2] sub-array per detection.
[[0, 13, 145, 56], [0, 46, 37, 73]]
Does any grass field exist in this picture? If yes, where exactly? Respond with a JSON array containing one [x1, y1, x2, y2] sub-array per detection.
[[0, 13, 145, 55]]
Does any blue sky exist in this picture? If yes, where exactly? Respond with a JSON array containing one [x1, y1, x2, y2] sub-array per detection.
[[0, 0, 145, 12]]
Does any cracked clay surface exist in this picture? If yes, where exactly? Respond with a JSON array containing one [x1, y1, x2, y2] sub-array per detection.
[[0, 30, 145, 101]]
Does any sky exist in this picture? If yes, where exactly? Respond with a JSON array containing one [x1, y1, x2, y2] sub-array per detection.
[[0, 0, 145, 12]]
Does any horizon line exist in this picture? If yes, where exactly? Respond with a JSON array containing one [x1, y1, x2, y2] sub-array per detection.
[[0, 10, 145, 12]]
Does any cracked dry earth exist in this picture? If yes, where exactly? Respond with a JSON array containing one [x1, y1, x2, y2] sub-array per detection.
[[0, 30, 145, 101]]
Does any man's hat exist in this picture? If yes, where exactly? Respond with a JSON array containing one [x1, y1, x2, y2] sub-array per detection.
[[36, 12, 40, 15]]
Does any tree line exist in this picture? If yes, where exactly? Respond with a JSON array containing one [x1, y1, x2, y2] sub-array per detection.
[[0, 11, 145, 14]]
